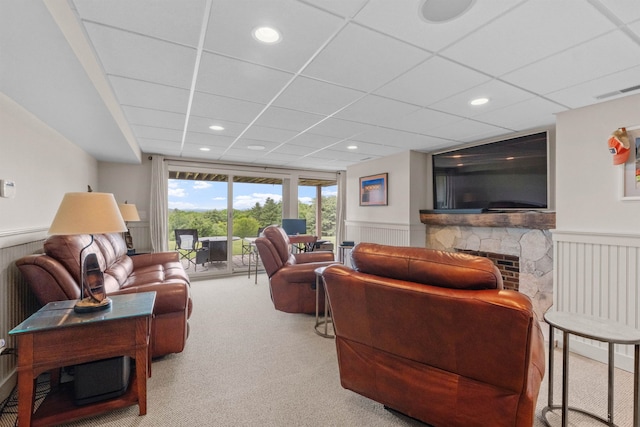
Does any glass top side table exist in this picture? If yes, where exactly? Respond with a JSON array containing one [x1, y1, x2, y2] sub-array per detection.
[[542, 310, 640, 427]]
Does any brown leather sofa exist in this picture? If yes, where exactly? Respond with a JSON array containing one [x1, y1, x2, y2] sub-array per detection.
[[15, 233, 192, 358], [254, 225, 335, 314], [322, 243, 545, 427]]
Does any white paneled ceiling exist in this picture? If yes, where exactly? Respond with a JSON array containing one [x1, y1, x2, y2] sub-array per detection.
[[2, 0, 640, 170]]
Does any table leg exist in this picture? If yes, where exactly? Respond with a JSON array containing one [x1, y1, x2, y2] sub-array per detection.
[[16, 372, 35, 427], [548, 324, 554, 407], [562, 331, 569, 427], [635, 345, 639, 427], [135, 317, 149, 416], [608, 342, 614, 424]]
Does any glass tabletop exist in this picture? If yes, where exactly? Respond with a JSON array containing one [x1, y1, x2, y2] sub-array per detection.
[[9, 292, 156, 335]]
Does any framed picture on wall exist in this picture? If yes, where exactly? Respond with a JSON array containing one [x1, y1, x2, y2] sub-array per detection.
[[359, 173, 388, 206], [620, 125, 640, 201]]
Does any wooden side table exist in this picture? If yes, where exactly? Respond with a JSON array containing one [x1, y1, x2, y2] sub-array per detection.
[[9, 292, 156, 427], [542, 311, 640, 427]]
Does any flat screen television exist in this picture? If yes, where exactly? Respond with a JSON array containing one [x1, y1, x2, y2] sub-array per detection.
[[432, 132, 548, 211], [282, 218, 307, 235]]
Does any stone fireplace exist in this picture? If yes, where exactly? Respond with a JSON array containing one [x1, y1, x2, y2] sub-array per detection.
[[420, 211, 555, 320]]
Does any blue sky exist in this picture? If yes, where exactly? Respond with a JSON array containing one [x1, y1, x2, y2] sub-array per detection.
[[168, 180, 336, 211]]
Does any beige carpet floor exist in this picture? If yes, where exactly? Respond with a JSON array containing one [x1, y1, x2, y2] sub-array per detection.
[[1, 273, 636, 426]]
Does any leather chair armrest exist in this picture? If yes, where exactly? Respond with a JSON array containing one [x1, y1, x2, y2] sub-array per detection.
[[16, 254, 82, 304], [112, 281, 190, 315], [276, 260, 337, 283], [294, 251, 334, 264]]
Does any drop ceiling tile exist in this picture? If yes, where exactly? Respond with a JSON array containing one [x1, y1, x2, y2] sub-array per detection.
[[309, 0, 369, 18], [546, 65, 640, 108], [428, 80, 535, 118], [73, 0, 206, 47], [389, 108, 465, 135], [356, 127, 444, 150], [286, 132, 339, 148], [132, 125, 182, 142], [187, 115, 247, 137], [473, 97, 566, 131], [204, 0, 345, 72], [190, 92, 265, 123], [137, 138, 182, 156], [272, 143, 319, 156], [185, 132, 236, 148], [122, 106, 185, 130], [503, 31, 640, 95], [630, 20, 640, 38], [427, 119, 509, 143], [597, 0, 640, 23], [241, 125, 299, 143], [307, 118, 377, 139], [303, 22, 429, 92], [109, 76, 190, 113], [196, 53, 294, 103], [334, 140, 404, 157], [375, 56, 491, 107], [83, 22, 196, 89], [440, 1, 617, 76], [334, 95, 421, 127], [273, 76, 366, 115], [253, 106, 325, 132], [353, 0, 517, 52]]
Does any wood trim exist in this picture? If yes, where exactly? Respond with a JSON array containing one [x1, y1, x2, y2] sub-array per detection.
[[419, 211, 556, 229]]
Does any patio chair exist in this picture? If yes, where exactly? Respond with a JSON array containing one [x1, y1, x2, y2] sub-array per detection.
[[175, 229, 209, 271]]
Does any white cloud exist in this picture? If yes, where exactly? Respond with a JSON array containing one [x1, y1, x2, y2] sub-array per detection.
[[169, 201, 197, 209], [298, 197, 313, 205], [193, 181, 212, 190], [168, 181, 187, 198], [234, 192, 282, 210]]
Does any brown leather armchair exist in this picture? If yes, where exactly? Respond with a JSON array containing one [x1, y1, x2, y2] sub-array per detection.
[[323, 243, 545, 427], [254, 225, 335, 313]]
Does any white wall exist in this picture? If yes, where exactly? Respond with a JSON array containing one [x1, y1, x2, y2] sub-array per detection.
[[556, 93, 640, 232], [99, 156, 152, 221], [0, 92, 98, 247], [345, 150, 430, 246]]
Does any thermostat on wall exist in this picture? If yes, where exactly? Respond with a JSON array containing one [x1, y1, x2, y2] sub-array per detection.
[[0, 179, 16, 198]]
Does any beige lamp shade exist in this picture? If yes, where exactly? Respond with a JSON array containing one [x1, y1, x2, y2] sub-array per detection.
[[48, 192, 127, 235], [118, 203, 141, 222]]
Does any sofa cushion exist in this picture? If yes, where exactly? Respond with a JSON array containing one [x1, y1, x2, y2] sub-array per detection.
[[351, 243, 503, 290]]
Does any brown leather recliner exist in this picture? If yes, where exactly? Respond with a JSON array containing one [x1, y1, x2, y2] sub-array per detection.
[[322, 243, 545, 427], [15, 233, 192, 358], [254, 225, 335, 314]]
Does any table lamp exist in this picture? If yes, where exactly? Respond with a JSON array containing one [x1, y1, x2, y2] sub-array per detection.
[[118, 201, 141, 250], [49, 192, 127, 313]]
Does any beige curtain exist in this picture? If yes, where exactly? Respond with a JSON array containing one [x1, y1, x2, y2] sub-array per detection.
[[335, 171, 346, 246], [150, 155, 168, 252]]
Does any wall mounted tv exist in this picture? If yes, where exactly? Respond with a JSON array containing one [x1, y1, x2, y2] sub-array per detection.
[[432, 132, 548, 211]]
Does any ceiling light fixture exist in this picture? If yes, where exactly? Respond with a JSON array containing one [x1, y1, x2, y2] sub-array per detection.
[[247, 145, 265, 151], [209, 125, 224, 131], [469, 97, 489, 106], [347, 145, 358, 150], [200, 147, 211, 152], [419, 0, 476, 23], [252, 26, 281, 44]]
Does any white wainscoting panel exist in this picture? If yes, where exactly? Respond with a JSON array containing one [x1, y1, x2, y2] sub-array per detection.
[[553, 230, 640, 371], [344, 221, 411, 247]]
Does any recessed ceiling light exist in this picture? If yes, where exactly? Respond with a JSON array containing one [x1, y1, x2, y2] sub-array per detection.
[[209, 125, 224, 131], [247, 145, 265, 151], [419, 0, 476, 23], [506, 156, 515, 160], [252, 26, 281, 44], [200, 147, 211, 152], [347, 145, 358, 150], [469, 97, 489, 106], [457, 163, 464, 167]]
